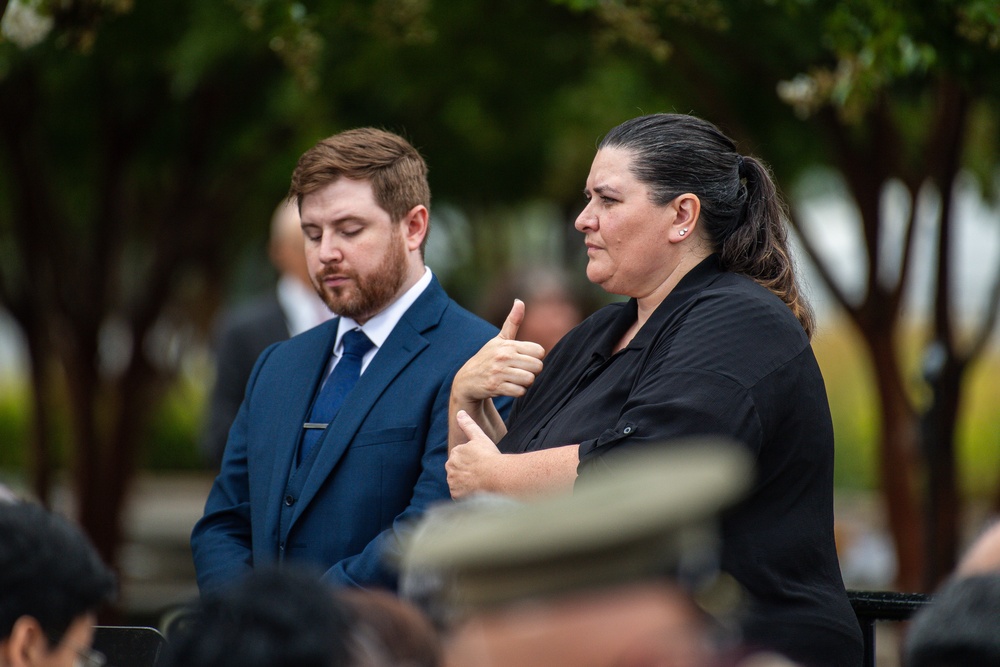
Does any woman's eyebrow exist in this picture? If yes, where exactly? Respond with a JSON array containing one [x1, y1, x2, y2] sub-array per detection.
[[592, 184, 622, 197]]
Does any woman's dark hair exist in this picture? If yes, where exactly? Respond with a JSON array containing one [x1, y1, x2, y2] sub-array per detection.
[[599, 113, 814, 338]]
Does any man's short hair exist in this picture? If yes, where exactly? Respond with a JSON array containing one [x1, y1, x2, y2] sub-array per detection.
[[159, 568, 356, 667], [288, 127, 431, 225], [0, 501, 116, 644]]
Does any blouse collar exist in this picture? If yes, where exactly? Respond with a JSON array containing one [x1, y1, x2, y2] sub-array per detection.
[[610, 254, 726, 354]]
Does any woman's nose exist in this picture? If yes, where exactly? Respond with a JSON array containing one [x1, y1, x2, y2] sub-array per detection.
[[574, 203, 596, 232]]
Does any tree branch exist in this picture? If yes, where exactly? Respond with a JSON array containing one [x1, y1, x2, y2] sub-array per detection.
[[893, 178, 922, 308], [966, 260, 1000, 363], [926, 78, 969, 354], [787, 207, 856, 314]]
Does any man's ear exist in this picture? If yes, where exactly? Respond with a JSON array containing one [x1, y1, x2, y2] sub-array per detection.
[[4, 616, 48, 667], [400, 205, 429, 252]]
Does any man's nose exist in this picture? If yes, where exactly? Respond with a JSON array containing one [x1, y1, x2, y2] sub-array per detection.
[[317, 232, 344, 263]]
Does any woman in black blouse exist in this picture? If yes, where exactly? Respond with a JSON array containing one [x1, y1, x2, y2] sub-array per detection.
[[445, 113, 862, 666]]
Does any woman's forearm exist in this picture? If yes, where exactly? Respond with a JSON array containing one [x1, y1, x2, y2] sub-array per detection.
[[448, 394, 507, 452], [491, 445, 580, 498]]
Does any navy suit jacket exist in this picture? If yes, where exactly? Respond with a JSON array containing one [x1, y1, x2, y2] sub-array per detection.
[[191, 277, 504, 593]]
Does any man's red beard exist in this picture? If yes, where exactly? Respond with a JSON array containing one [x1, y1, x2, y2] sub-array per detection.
[[315, 235, 408, 323]]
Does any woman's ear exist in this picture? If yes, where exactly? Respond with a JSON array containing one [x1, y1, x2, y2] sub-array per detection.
[[669, 193, 701, 243]]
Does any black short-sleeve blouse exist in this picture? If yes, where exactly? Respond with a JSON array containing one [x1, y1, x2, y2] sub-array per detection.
[[498, 255, 863, 667]]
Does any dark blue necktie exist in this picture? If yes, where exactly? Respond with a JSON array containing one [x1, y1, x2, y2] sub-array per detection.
[[299, 329, 374, 465]]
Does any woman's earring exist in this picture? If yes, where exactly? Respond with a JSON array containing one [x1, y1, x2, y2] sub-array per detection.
[[679, 228, 688, 237]]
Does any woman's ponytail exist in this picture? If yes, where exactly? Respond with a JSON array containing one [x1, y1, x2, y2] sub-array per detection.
[[720, 155, 814, 338]]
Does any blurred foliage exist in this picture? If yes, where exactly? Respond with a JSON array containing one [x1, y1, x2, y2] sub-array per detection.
[[0, 376, 206, 471], [0, 390, 29, 468], [140, 372, 207, 470]]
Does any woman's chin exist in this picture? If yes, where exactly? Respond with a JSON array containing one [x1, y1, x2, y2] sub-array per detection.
[[585, 266, 608, 287]]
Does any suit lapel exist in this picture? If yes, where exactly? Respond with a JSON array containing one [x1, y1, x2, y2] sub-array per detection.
[[263, 321, 338, 538], [289, 278, 448, 528]]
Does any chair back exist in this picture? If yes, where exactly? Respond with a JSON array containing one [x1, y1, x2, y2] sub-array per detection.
[[92, 626, 167, 667]]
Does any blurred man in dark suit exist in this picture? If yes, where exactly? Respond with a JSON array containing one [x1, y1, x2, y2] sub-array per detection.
[[200, 200, 333, 468]]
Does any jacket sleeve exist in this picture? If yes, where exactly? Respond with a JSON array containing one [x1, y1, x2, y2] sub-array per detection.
[[190, 346, 277, 595], [320, 371, 514, 590]]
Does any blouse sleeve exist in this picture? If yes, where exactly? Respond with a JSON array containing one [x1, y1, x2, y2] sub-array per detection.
[[576, 364, 764, 471]]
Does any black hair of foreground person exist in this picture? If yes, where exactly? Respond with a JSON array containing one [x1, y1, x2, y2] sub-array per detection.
[[904, 573, 1000, 667], [0, 500, 116, 646], [159, 568, 354, 667]]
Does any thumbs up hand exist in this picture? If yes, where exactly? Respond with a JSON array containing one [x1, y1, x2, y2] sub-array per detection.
[[498, 297, 526, 341], [452, 299, 546, 403]]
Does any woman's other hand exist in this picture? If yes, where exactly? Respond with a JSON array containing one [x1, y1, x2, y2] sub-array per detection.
[[447, 410, 504, 499]]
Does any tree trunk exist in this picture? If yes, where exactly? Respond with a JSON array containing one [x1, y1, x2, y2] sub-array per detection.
[[26, 346, 54, 506], [60, 333, 125, 568], [864, 330, 925, 590], [922, 354, 966, 588]]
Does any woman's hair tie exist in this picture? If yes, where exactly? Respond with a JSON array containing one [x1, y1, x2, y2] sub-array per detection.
[[736, 154, 746, 175]]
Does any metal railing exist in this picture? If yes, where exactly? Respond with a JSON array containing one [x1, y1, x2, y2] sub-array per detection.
[[847, 589, 931, 667]]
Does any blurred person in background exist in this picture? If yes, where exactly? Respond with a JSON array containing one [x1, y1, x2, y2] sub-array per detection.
[[201, 199, 334, 468], [478, 266, 585, 355], [0, 501, 116, 667], [955, 520, 1000, 576]]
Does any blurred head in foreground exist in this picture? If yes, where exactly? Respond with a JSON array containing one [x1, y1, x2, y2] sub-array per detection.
[[162, 567, 444, 667], [402, 439, 756, 667], [159, 568, 354, 667], [0, 501, 116, 667], [904, 573, 1000, 667], [335, 587, 441, 667]]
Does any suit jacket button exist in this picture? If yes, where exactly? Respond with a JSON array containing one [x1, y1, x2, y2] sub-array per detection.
[[284, 495, 295, 506]]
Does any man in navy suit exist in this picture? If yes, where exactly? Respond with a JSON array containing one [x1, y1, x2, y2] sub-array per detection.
[[191, 128, 504, 593]]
